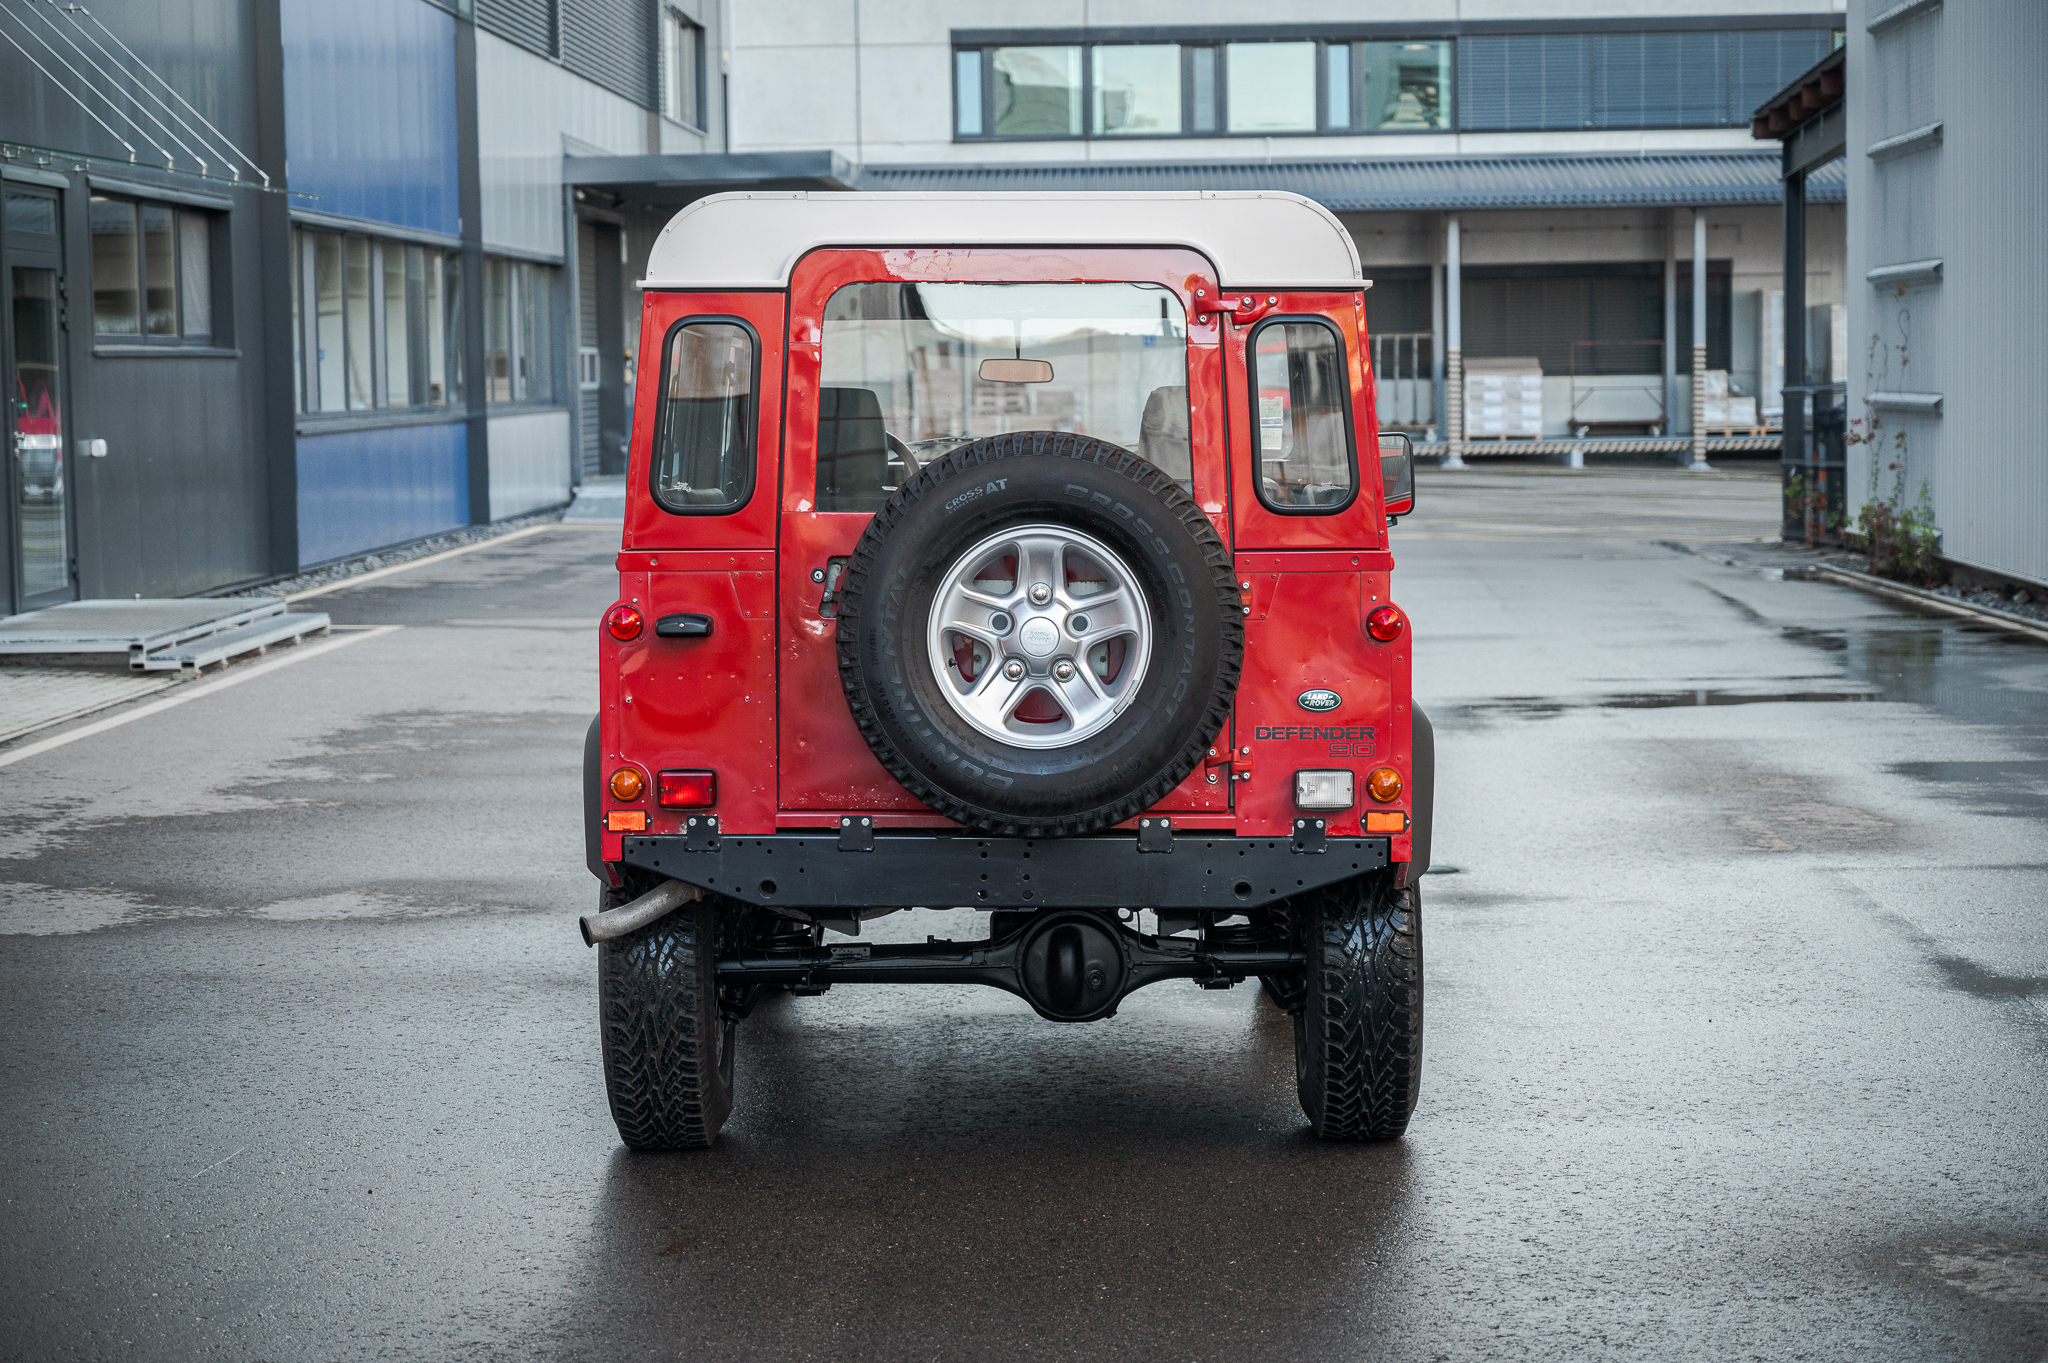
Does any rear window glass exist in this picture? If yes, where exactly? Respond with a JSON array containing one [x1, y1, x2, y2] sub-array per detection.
[[1250, 318, 1356, 512], [652, 320, 755, 513], [816, 281, 1190, 513]]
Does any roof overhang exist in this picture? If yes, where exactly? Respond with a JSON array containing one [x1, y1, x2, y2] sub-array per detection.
[[1752, 45, 1847, 177], [860, 151, 1844, 213], [565, 151, 862, 207]]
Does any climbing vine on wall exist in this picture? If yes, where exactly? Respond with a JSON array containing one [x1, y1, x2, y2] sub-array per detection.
[[1844, 287, 1943, 585]]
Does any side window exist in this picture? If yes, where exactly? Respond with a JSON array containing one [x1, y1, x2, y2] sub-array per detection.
[[1249, 319, 1357, 512], [652, 320, 756, 514]]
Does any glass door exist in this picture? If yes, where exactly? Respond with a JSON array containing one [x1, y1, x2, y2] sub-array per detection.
[[5, 187, 72, 611]]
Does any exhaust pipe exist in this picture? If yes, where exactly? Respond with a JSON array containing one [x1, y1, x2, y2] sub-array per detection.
[[579, 878, 705, 947]]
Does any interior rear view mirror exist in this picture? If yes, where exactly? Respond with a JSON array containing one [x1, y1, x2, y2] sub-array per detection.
[[1378, 431, 1415, 519], [978, 358, 1054, 384]]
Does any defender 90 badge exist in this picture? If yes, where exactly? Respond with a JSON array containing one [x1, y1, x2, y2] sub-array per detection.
[[1297, 688, 1342, 712]]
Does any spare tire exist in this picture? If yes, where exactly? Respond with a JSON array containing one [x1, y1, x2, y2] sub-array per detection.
[[837, 432, 1243, 837]]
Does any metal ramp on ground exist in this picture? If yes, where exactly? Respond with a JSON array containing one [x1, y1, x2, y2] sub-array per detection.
[[0, 599, 330, 672]]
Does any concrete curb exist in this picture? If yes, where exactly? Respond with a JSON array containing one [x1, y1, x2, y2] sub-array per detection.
[[1810, 563, 2048, 647]]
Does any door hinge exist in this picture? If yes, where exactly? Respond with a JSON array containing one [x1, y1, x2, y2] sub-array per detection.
[[1194, 294, 1276, 326]]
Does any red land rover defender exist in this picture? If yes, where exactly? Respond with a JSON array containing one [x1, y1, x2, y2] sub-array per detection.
[[580, 192, 1431, 1148]]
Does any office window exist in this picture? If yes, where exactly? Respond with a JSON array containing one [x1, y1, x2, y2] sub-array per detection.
[[993, 47, 1083, 136], [1348, 41, 1452, 130], [1226, 42, 1317, 133], [955, 49, 983, 135], [1189, 47, 1218, 132], [294, 227, 459, 415], [663, 8, 703, 128], [1094, 44, 1180, 135], [90, 193, 216, 341], [1326, 44, 1351, 130], [516, 261, 556, 405]]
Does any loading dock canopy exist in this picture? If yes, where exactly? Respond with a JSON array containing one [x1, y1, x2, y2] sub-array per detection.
[[638, 190, 1366, 292], [566, 151, 860, 207]]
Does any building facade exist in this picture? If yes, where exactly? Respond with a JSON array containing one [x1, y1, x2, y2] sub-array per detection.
[[1, 0, 723, 611], [5, 0, 1855, 611], [1845, 0, 2047, 589]]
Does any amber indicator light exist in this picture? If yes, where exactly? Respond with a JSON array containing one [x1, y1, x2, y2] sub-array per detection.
[[609, 767, 646, 802], [606, 810, 648, 833], [1366, 606, 1405, 642], [606, 604, 644, 641], [657, 770, 717, 808], [1366, 766, 1403, 803], [1363, 810, 1407, 833]]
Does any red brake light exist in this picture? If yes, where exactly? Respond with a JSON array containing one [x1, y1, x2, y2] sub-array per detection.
[[1366, 606, 1405, 642], [606, 604, 644, 641], [656, 770, 717, 808]]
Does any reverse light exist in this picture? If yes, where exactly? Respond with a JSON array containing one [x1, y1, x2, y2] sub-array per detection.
[[1364, 810, 1407, 834], [1294, 769, 1355, 811], [609, 767, 646, 802], [1366, 767, 1403, 803], [656, 770, 717, 808], [606, 604, 644, 641], [1366, 605, 1405, 642]]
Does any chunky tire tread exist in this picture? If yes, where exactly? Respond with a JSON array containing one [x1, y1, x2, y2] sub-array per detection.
[[597, 888, 736, 1150], [1295, 875, 1423, 1140], [836, 432, 1244, 837]]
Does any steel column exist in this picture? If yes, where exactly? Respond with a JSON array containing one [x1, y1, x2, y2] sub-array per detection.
[[1782, 169, 1808, 538], [1443, 213, 1464, 470], [1691, 209, 1710, 471]]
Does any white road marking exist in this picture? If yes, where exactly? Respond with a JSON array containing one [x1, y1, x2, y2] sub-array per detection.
[[0, 626, 401, 769]]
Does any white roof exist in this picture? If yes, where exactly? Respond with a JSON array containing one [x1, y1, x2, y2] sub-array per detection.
[[641, 191, 1365, 292]]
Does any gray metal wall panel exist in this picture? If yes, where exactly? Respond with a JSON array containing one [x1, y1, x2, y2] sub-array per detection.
[[576, 218, 600, 479], [1849, 0, 2048, 587], [562, 0, 654, 109]]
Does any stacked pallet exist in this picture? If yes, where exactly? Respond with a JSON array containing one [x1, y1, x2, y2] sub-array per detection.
[[1700, 370, 1764, 435], [1463, 358, 1543, 440]]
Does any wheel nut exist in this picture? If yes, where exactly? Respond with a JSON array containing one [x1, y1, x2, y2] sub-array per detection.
[[1004, 659, 1026, 680], [1029, 583, 1052, 605], [1052, 659, 1076, 682]]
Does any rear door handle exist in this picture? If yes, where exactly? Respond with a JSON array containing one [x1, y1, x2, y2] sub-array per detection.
[[655, 613, 714, 638]]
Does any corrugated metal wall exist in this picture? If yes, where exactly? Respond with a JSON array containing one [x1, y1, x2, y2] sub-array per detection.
[[476, 30, 648, 257], [1849, 0, 2048, 587], [563, 0, 656, 109], [478, 0, 555, 56], [281, 0, 460, 236], [296, 424, 469, 567], [576, 219, 602, 480]]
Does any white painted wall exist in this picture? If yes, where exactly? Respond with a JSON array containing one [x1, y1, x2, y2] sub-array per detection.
[[488, 409, 573, 519]]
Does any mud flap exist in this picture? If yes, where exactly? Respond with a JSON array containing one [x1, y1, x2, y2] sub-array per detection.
[[1408, 704, 1434, 881]]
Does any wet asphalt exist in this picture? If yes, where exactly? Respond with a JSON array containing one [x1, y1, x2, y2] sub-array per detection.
[[2, 466, 2045, 1361]]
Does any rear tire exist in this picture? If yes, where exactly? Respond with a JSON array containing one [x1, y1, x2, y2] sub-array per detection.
[[1294, 874, 1423, 1140], [597, 886, 736, 1149]]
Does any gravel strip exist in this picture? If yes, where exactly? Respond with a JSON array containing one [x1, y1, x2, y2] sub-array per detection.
[[215, 506, 568, 600]]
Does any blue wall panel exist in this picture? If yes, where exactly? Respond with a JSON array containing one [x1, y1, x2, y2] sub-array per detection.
[[282, 0, 460, 235], [297, 424, 469, 567]]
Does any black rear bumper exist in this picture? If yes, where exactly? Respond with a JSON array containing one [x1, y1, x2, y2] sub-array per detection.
[[620, 828, 1390, 911]]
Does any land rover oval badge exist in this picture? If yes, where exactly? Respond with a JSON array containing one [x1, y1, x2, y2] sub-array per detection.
[[1297, 688, 1342, 712]]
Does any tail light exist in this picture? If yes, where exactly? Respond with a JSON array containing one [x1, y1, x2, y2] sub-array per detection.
[[1366, 606, 1405, 642], [606, 604, 644, 641], [657, 770, 717, 808], [1366, 767, 1403, 803]]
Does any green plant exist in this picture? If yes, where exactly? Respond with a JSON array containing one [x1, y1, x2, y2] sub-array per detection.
[[1844, 295, 1942, 583]]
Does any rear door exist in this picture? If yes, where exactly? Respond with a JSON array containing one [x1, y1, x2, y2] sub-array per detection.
[[775, 247, 1236, 824]]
